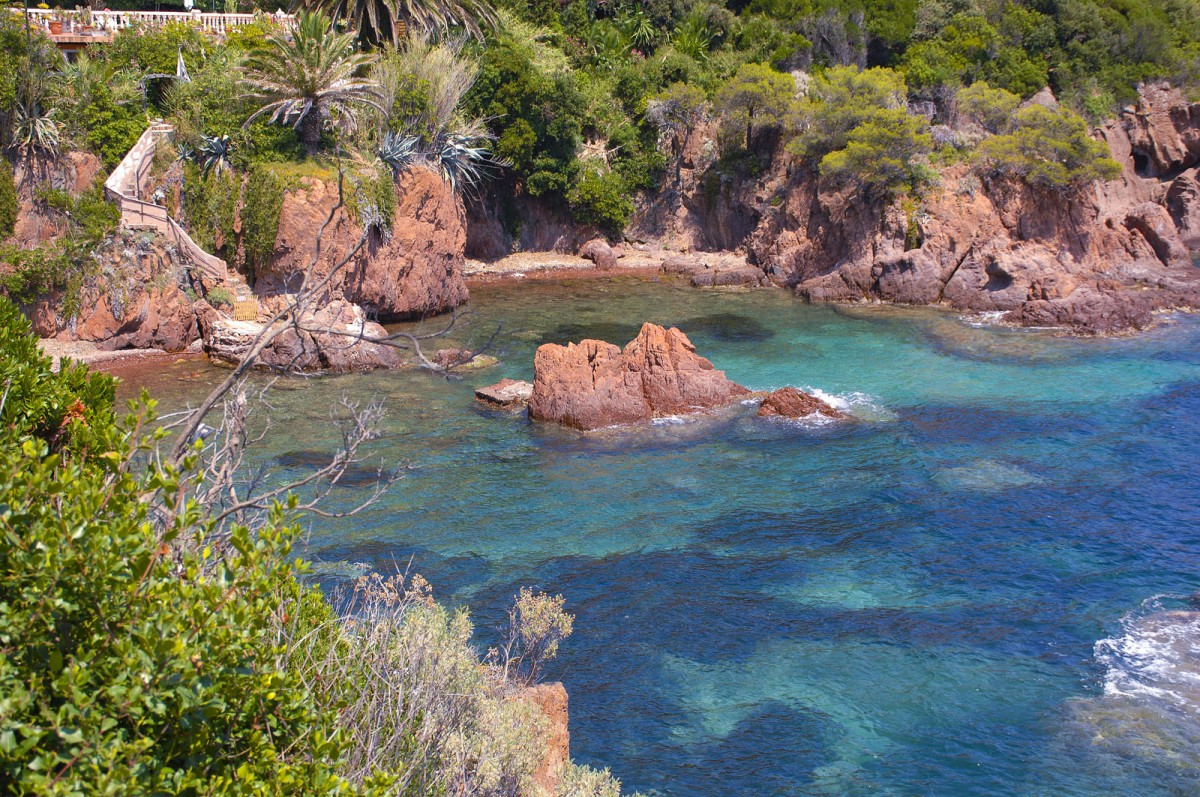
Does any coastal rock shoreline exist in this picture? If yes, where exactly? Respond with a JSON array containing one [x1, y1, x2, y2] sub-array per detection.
[[18, 84, 1200, 359]]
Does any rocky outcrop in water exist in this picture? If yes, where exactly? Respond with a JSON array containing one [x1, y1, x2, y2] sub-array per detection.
[[198, 298, 405, 372], [475, 378, 534, 408], [529, 322, 749, 430], [259, 167, 468, 321], [757, 387, 845, 420]]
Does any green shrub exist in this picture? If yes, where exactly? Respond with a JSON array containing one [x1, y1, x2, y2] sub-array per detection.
[[819, 108, 933, 196], [0, 297, 117, 455], [567, 169, 635, 235], [0, 315, 355, 792], [790, 65, 909, 160], [975, 104, 1122, 189], [713, 62, 796, 151], [181, 163, 239, 255], [242, 164, 286, 276], [957, 81, 1020, 134], [902, 12, 1048, 97], [0, 179, 115, 316], [205, 285, 234, 307], [0, 159, 16, 239], [42, 180, 121, 244]]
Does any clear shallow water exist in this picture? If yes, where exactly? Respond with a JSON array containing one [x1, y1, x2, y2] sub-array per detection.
[[116, 277, 1200, 796]]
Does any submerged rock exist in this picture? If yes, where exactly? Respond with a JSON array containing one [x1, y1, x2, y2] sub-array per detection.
[[757, 387, 845, 420], [434, 348, 499, 370], [528, 322, 749, 430], [1066, 609, 1200, 781], [475, 378, 534, 408]]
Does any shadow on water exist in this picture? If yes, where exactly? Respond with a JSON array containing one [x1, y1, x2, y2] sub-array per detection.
[[673, 312, 777, 343], [275, 450, 390, 488]]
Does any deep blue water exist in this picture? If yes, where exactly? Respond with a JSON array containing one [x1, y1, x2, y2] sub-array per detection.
[[123, 278, 1200, 796]]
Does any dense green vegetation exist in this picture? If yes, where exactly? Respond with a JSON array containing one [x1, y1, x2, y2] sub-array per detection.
[[2, 0, 1187, 251], [0, 294, 632, 795]]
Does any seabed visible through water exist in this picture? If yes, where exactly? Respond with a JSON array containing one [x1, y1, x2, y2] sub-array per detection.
[[115, 278, 1200, 796]]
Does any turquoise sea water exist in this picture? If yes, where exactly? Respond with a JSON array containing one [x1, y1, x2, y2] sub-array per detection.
[[118, 277, 1200, 796]]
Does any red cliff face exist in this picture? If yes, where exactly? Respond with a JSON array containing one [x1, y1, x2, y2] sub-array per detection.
[[529, 322, 750, 430], [257, 166, 469, 321], [515, 682, 571, 797], [632, 83, 1200, 335]]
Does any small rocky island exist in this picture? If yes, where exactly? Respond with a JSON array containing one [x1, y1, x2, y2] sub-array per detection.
[[478, 323, 844, 430]]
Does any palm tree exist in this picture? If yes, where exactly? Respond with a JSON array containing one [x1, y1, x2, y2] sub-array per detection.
[[296, 0, 498, 47], [243, 11, 383, 153]]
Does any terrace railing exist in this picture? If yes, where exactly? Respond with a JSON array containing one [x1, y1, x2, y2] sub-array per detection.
[[15, 8, 294, 35]]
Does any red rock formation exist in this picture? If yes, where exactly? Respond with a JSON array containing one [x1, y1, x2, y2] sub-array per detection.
[[757, 387, 845, 420], [258, 167, 468, 320], [529, 322, 749, 430], [579, 238, 617, 269], [22, 234, 203, 351], [515, 682, 570, 797], [630, 82, 1200, 334], [8, 152, 104, 248]]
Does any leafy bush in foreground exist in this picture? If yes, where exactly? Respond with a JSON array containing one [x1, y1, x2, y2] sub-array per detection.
[[0, 295, 634, 797], [0, 298, 351, 794]]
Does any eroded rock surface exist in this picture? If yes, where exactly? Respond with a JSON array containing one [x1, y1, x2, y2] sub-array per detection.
[[529, 322, 749, 430], [475, 378, 534, 408], [259, 167, 468, 321], [757, 387, 845, 420], [631, 82, 1200, 334], [198, 299, 405, 372], [515, 682, 570, 797], [20, 232, 202, 352]]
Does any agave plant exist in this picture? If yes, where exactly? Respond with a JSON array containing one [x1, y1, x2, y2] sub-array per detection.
[[376, 130, 421, 176], [243, 10, 383, 152], [195, 134, 233, 176], [297, 0, 498, 46], [10, 99, 62, 161], [176, 142, 196, 163], [431, 131, 495, 194]]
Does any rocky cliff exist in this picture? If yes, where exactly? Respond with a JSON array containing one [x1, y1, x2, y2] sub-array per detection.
[[630, 82, 1200, 334], [24, 233, 200, 352], [259, 167, 468, 321], [12, 164, 470, 366]]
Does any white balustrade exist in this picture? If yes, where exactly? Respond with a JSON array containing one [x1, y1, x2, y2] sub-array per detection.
[[12, 7, 293, 34]]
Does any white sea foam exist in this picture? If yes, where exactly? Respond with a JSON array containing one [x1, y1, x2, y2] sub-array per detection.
[[959, 310, 1008, 328], [806, 388, 898, 423], [652, 415, 688, 426], [1095, 601, 1200, 709]]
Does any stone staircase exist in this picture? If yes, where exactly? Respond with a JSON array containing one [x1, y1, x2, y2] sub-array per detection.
[[104, 121, 228, 285]]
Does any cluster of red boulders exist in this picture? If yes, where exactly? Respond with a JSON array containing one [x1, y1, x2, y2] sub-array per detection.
[[476, 322, 844, 430]]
